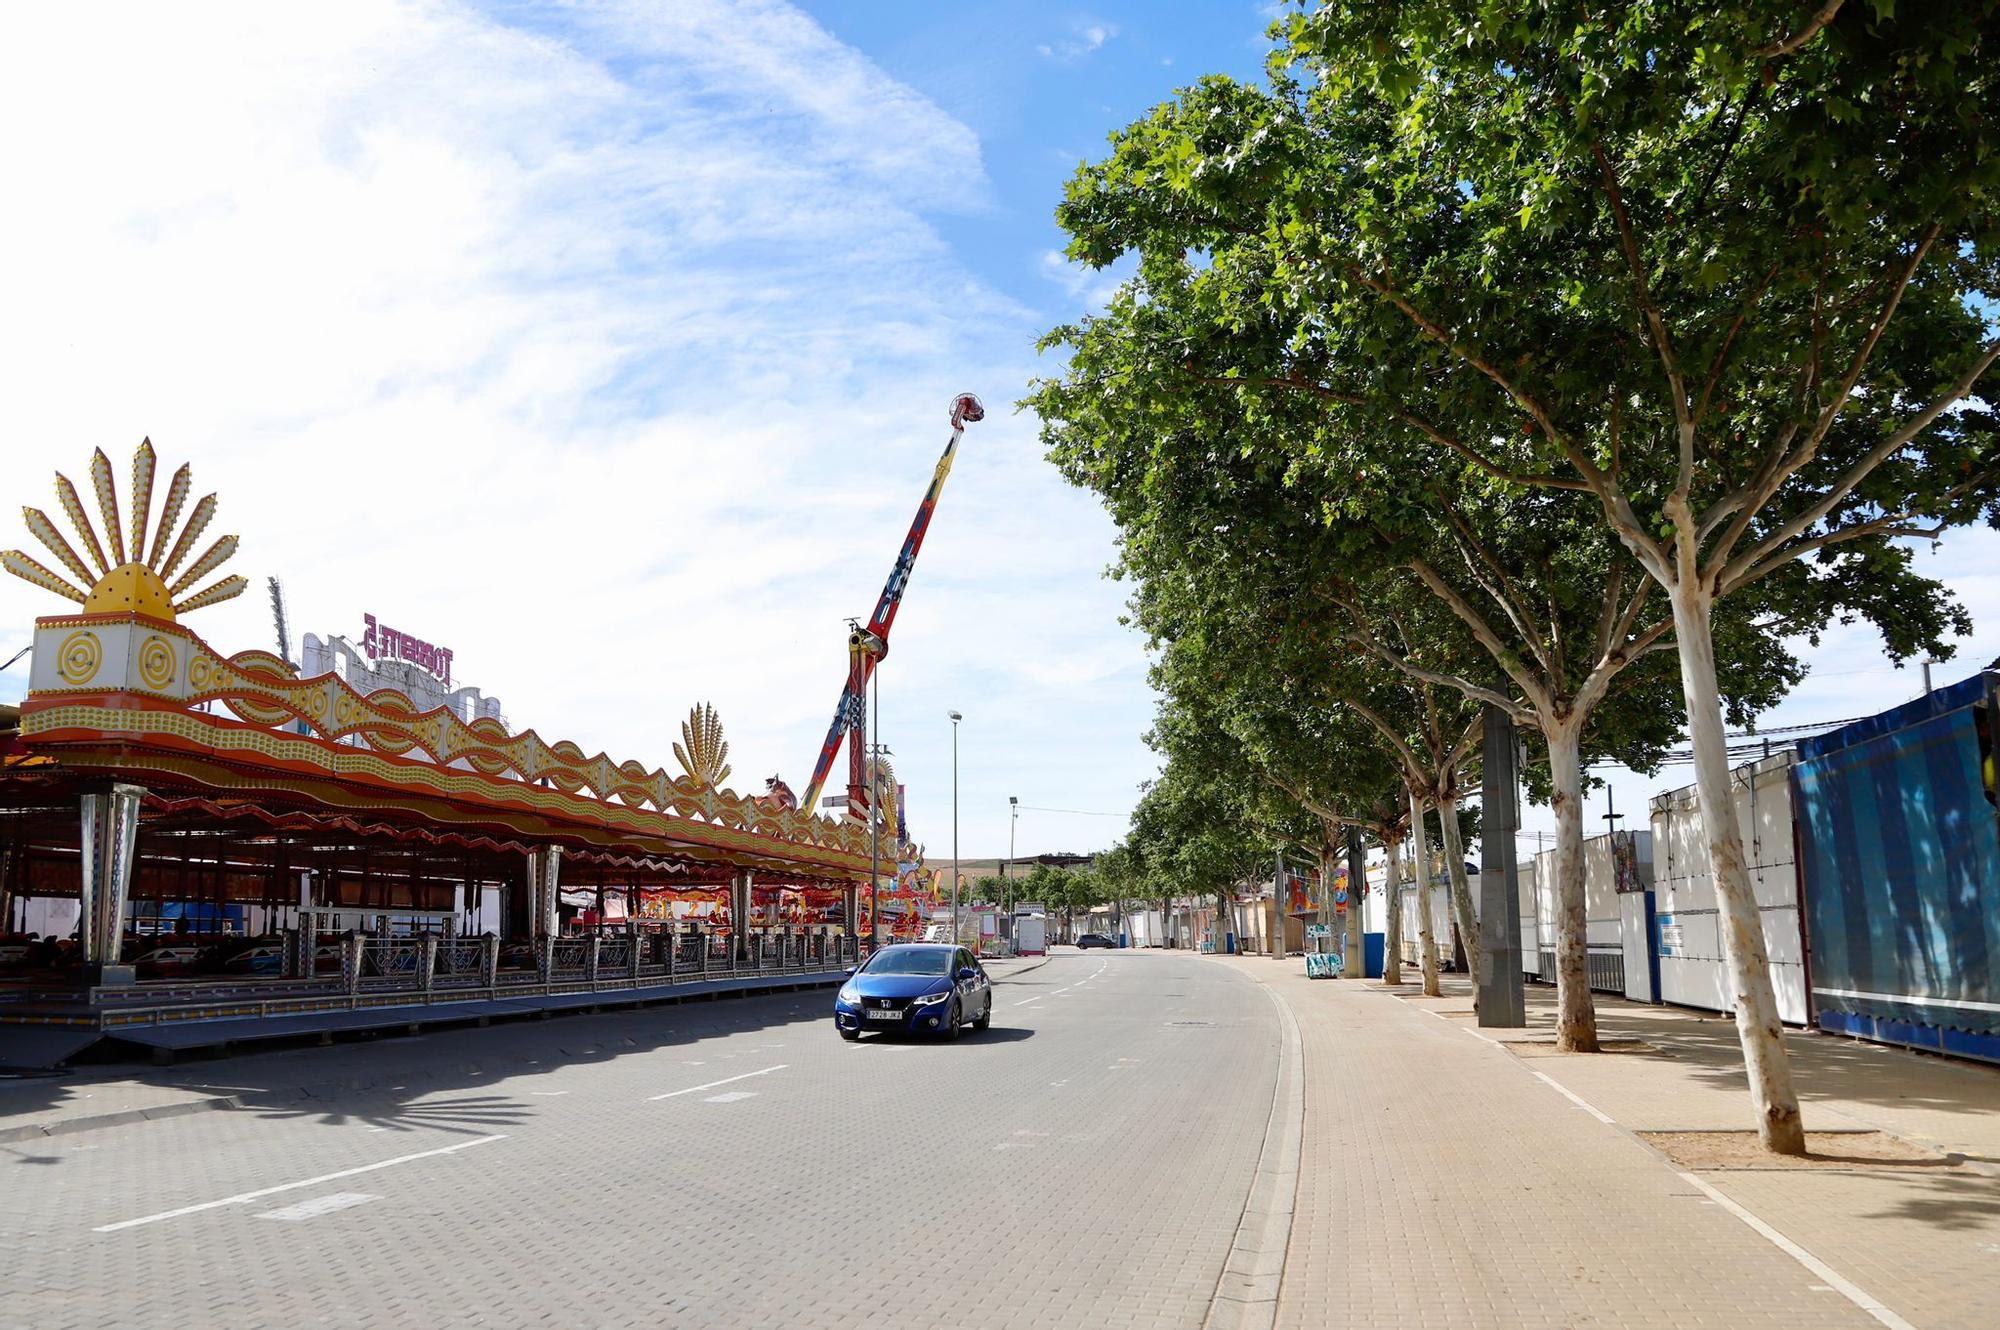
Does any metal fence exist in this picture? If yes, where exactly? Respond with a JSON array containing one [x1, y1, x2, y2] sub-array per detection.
[[307, 929, 863, 1004], [1534, 946, 1628, 995]]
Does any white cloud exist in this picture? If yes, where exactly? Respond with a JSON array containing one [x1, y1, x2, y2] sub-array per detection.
[[1037, 20, 1119, 61], [1038, 248, 1132, 311], [0, 0, 1152, 858]]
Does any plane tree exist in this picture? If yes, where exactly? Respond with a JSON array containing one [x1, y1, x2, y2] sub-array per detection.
[[1037, 4, 1997, 1147], [1034, 328, 1799, 1045]]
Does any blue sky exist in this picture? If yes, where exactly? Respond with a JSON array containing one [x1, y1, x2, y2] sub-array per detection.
[[2, 1, 1994, 866]]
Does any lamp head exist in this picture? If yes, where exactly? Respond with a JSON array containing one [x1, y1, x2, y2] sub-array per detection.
[[948, 710, 962, 721]]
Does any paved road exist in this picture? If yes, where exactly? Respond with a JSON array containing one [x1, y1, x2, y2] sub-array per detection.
[[1, 951, 1277, 1329]]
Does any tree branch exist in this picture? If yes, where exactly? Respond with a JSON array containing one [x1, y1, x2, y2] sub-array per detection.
[[1752, 1, 1846, 59], [1341, 265, 1680, 578], [1719, 336, 2000, 590], [1336, 604, 1535, 721], [1694, 261, 1782, 424], [1592, 563, 1627, 660], [1393, 558, 1555, 716], [1191, 370, 1591, 491], [1705, 227, 1940, 568], [1427, 499, 1558, 681], [1593, 140, 1696, 499]]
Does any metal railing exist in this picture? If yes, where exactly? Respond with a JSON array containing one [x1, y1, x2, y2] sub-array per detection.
[[73, 928, 865, 1029], [549, 938, 590, 975], [358, 937, 421, 982], [1532, 946, 1629, 995], [433, 940, 486, 982], [1587, 946, 1627, 995]]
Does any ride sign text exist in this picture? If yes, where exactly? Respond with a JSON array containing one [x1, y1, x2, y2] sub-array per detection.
[[362, 613, 453, 686]]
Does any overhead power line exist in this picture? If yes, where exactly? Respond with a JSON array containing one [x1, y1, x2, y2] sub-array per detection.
[[1014, 804, 1129, 818]]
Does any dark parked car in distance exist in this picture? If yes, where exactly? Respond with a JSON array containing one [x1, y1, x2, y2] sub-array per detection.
[[1075, 933, 1117, 949]]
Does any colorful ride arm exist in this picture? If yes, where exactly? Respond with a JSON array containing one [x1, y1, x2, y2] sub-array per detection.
[[798, 393, 983, 817]]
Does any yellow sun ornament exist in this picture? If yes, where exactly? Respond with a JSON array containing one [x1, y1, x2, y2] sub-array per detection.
[[3, 439, 246, 622]]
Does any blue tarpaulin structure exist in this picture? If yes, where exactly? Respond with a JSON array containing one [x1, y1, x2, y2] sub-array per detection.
[[1794, 673, 2000, 1062]]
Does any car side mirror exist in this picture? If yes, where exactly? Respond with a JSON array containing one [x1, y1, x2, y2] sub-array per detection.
[[956, 967, 977, 981], [844, 965, 858, 977]]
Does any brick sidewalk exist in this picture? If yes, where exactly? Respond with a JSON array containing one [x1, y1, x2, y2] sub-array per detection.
[[1216, 955, 2000, 1330]]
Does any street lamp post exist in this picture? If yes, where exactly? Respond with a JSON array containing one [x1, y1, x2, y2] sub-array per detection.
[[868, 666, 882, 952], [1006, 795, 1018, 955], [948, 711, 961, 949]]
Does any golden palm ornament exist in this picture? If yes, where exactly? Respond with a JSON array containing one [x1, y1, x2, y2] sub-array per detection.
[[675, 702, 732, 788], [4, 439, 246, 620]]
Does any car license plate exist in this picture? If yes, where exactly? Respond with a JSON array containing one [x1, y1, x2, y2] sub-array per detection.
[[866, 1009, 901, 1021]]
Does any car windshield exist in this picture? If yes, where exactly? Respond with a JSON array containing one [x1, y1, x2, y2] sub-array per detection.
[[861, 947, 951, 976]]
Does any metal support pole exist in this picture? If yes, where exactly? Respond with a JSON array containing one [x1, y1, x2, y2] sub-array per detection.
[[1344, 826, 1366, 980], [539, 846, 562, 939], [950, 711, 961, 949], [732, 870, 754, 965], [1477, 702, 1527, 1026], [1271, 851, 1287, 962], [1005, 796, 1017, 954], [868, 668, 881, 952]]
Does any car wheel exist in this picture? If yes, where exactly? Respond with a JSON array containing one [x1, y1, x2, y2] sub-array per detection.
[[839, 1027, 860, 1042], [972, 1000, 991, 1032], [944, 1001, 961, 1040]]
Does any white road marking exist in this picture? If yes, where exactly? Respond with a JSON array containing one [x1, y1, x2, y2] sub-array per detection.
[[703, 1091, 758, 1104], [1517, 1060, 1912, 1330], [94, 1135, 507, 1233], [528, 1091, 570, 1097], [1678, 1171, 1916, 1330], [648, 1064, 787, 1101], [1016, 959, 1111, 1007], [254, 1192, 378, 1222], [1529, 1071, 1617, 1124]]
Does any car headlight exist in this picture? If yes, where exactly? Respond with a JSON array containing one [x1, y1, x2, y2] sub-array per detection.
[[837, 984, 860, 1005], [913, 989, 951, 1006]]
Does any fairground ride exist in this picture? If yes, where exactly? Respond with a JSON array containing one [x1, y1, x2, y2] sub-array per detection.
[[795, 393, 979, 942], [797, 392, 983, 821]]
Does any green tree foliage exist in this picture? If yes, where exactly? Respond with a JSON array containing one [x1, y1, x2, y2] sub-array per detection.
[[1036, 1, 2000, 1151]]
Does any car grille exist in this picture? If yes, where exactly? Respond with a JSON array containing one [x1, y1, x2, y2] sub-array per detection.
[[867, 998, 904, 1013]]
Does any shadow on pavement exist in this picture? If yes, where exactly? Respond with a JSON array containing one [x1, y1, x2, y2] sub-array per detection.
[[1, 986, 842, 1151], [1860, 1171, 2000, 1231], [845, 1027, 1036, 1047]]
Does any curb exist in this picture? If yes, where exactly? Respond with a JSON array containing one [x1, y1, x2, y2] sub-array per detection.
[[987, 955, 1054, 984], [1204, 963, 1305, 1330], [0, 1093, 242, 1144]]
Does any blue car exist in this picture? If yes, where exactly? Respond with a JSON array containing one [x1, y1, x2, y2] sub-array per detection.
[[834, 943, 993, 1041]]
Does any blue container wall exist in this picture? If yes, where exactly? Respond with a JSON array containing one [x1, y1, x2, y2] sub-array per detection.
[[1794, 675, 2000, 1038]]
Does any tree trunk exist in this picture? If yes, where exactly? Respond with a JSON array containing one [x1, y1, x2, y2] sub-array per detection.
[[1408, 790, 1442, 996], [1437, 791, 1481, 999], [1669, 580, 1806, 1154], [1546, 724, 1600, 1052], [1380, 835, 1403, 985], [1344, 830, 1366, 980]]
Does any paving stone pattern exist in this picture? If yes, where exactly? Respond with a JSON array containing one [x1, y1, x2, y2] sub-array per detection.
[[1241, 962, 1884, 1330], [1, 954, 1275, 1330]]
